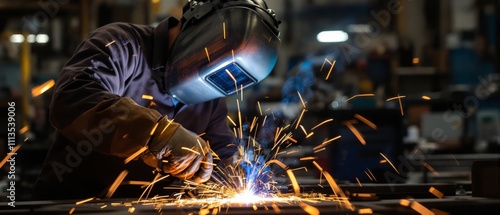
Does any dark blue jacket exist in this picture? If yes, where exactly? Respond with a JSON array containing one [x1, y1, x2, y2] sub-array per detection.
[[33, 17, 236, 200]]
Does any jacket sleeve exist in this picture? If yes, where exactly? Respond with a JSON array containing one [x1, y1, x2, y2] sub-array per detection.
[[50, 23, 161, 158], [203, 98, 238, 161]]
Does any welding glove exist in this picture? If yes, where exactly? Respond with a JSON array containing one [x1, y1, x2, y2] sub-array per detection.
[[142, 116, 213, 183]]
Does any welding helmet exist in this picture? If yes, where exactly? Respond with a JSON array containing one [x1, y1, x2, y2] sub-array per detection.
[[165, 0, 281, 105]]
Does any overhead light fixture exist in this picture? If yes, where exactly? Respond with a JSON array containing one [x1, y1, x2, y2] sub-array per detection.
[[9, 34, 49, 44], [36, 34, 50, 43], [317, 31, 348, 43]]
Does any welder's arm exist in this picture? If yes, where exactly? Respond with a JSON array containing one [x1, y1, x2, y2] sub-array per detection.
[[50, 25, 161, 158]]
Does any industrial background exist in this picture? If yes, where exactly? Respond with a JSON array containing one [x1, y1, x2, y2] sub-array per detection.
[[0, 0, 499, 214]]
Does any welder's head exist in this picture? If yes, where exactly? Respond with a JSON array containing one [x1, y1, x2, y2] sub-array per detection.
[[165, 0, 281, 105]]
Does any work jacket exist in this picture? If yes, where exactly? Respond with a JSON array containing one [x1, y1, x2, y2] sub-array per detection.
[[33, 17, 236, 200]]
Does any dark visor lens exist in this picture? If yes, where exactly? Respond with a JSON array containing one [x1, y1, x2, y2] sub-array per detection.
[[206, 63, 256, 95]]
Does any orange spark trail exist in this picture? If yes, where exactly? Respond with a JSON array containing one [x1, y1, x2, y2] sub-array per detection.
[[142, 94, 153, 100], [257, 101, 263, 116], [386, 95, 407, 101], [345, 123, 366, 145], [295, 108, 306, 129], [311, 119, 333, 130], [76, 197, 95, 205], [354, 114, 377, 129], [422, 162, 439, 176], [299, 202, 320, 215], [105, 40, 115, 47], [380, 153, 400, 174], [223, 22, 226, 39], [345, 94, 375, 102], [226, 69, 238, 94], [297, 91, 306, 108], [105, 170, 128, 199], [312, 135, 341, 151], [124, 146, 148, 164], [422, 95, 431, 100], [205, 47, 211, 62], [0, 144, 22, 168], [429, 187, 444, 198], [226, 116, 236, 127], [182, 146, 201, 155], [356, 177, 362, 187], [326, 60, 336, 80], [32, 79, 55, 97]]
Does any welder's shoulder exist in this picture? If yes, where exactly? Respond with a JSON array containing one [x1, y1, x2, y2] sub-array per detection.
[[88, 22, 153, 45]]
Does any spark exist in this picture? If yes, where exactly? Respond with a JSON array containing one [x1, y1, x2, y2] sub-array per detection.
[[124, 146, 148, 164], [237, 99, 242, 139], [299, 156, 316, 161], [142, 94, 154, 100], [380, 153, 400, 174], [226, 116, 236, 126], [410, 200, 434, 215], [231, 49, 235, 63], [354, 114, 377, 129], [149, 122, 159, 135], [257, 101, 263, 116], [356, 177, 362, 187], [223, 22, 226, 40], [105, 40, 116, 47], [312, 161, 323, 172], [313, 147, 326, 153], [32, 79, 55, 97], [365, 171, 374, 181], [128, 207, 135, 213], [287, 169, 300, 196], [76, 197, 95, 205], [345, 123, 366, 145], [101, 205, 107, 209], [226, 69, 238, 94], [311, 119, 333, 130], [69, 207, 75, 214], [295, 108, 306, 129], [122, 181, 150, 186], [429, 187, 444, 198], [105, 170, 128, 199], [422, 95, 431, 100], [181, 147, 201, 155], [326, 60, 336, 80], [422, 162, 439, 176], [312, 135, 341, 151], [297, 91, 306, 108], [358, 208, 373, 214], [366, 168, 377, 182], [386, 95, 407, 101], [299, 202, 319, 215], [345, 94, 375, 102], [397, 94, 404, 116], [299, 125, 308, 136], [205, 47, 211, 62], [20, 126, 29, 134], [380, 160, 387, 163], [0, 144, 22, 168]]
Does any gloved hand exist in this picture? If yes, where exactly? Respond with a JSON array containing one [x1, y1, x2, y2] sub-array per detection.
[[142, 116, 213, 183]]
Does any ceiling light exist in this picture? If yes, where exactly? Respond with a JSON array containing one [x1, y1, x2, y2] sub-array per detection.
[[317, 31, 348, 43]]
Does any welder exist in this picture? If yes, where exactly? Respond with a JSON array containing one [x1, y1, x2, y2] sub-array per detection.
[[33, 0, 280, 200]]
